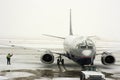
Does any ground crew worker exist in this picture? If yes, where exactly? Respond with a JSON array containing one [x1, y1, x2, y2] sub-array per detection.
[[6, 53, 13, 65]]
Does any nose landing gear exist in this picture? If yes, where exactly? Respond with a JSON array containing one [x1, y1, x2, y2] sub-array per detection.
[[57, 54, 64, 65]]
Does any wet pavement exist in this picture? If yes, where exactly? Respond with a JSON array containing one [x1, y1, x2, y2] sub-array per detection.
[[0, 54, 120, 80], [0, 69, 81, 80]]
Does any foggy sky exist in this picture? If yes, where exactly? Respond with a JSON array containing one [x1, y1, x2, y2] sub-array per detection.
[[0, 0, 120, 40]]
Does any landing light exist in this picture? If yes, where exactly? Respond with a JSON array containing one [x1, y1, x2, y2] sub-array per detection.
[[82, 50, 92, 56]]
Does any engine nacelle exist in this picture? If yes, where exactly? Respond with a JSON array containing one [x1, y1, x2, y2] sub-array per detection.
[[41, 50, 54, 64], [101, 52, 115, 65]]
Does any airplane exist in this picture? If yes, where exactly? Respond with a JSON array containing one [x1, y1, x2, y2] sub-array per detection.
[[40, 9, 116, 66], [0, 9, 116, 67]]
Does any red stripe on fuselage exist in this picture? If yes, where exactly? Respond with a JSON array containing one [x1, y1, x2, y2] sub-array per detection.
[[80, 56, 92, 58]]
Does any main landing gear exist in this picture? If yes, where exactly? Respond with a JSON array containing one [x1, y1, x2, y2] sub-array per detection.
[[57, 54, 64, 65]]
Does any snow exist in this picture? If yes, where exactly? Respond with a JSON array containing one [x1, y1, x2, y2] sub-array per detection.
[[0, 76, 8, 80], [35, 77, 79, 80], [5, 72, 35, 79], [111, 74, 120, 78]]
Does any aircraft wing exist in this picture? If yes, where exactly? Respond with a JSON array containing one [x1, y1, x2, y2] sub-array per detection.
[[94, 40, 120, 55], [87, 36, 120, 55], [0, 42, 65, 55]]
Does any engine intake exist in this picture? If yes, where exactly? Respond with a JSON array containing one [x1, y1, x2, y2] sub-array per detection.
[[41, 50, 54, 64], [101, 52, 115, 65]]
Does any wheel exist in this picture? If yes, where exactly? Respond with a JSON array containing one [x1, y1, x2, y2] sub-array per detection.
[[61, 59, 64, 65], [80, 73, 85, 80], [91, 62, 94, 65], [80, 73, 82, 80], [82, 74, 85, 80], [57, 59, 60, 65]]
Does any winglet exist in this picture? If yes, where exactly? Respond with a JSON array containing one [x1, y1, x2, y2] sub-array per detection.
[[69, 9, 73, 35]]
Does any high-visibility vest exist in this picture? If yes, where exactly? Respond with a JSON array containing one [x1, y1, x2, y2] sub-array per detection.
[[7, 54, 12, 58]]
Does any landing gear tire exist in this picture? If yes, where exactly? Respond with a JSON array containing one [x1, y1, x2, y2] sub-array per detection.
[[91, 62, 94, 65], [61, 59, 64, 65], [80, 74, 85, 80], [57, 59, 60, 65], [57, 59, 64, 65]]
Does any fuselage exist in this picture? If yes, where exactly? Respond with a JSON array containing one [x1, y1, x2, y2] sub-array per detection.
[[64, 35, 96, 65]]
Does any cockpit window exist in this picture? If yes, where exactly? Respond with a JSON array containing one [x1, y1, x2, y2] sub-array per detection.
[[78, 40, 94, 49], [88, 46, 93, 49], [81, 46, 86, 49]]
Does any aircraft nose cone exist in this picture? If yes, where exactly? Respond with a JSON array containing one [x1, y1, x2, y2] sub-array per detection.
[[82, 50, 92, 56]]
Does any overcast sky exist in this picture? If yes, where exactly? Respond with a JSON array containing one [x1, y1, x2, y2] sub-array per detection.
[[0, 0, 120, 39]]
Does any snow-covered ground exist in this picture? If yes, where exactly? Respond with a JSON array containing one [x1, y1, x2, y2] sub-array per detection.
[[0, 53, 119, 80]]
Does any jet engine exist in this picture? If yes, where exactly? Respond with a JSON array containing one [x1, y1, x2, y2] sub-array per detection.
[[101, 52, 115, 65], [40, 50, 54, 64]]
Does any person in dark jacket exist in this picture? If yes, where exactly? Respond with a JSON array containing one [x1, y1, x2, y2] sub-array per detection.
[[6, 53, 13, 65]]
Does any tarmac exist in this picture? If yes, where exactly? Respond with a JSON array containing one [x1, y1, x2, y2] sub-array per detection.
[[0, 53, 119, 80]]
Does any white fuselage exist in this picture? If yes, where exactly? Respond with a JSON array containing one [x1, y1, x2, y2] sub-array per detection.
[[63, 35, 96, 65]]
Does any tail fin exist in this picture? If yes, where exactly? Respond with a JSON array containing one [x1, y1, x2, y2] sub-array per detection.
[[69, 9, 73, 35], [43, 9, 73, 39]]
